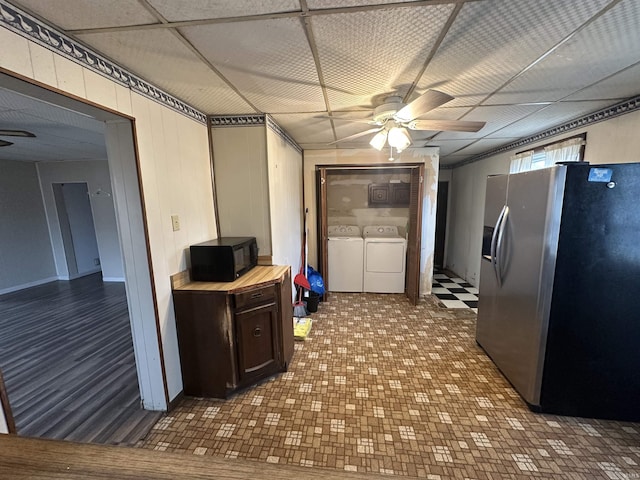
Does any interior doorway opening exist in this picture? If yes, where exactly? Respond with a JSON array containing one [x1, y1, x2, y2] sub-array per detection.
[[434, 181, 449, 270], [316, 163, 424, 305], [0, 71, 166, 443], [52, 182, 101, 280]]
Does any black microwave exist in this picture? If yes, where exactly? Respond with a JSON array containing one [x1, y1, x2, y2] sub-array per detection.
[[190, 237, 258, 282]]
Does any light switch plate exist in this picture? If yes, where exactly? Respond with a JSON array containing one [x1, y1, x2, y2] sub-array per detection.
[[171, 215, 180, 231]]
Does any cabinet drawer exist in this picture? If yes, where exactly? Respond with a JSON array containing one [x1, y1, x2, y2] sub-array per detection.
[[234, 284, 277, 310]]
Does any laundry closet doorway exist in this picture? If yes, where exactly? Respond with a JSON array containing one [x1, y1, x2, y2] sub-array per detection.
[[316, 164, 424, 304]]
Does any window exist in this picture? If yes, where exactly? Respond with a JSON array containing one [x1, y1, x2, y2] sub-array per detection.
[[509, 134, 586, 173]]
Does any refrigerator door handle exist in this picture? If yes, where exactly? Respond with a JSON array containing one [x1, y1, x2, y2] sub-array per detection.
[[495, 206, 510, 286], [491, 205, 507, 286]]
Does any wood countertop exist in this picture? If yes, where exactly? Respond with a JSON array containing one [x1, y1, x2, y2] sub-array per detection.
[[172, 265, 290, 293], [0, 434, 420, 480]]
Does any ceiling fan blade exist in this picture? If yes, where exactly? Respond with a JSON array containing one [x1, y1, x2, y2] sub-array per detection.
[[405, 119, 486, 133], [394, 89, 454, 123], [0, 129, 36, 137], [328, 127, 382, 145], [0, 139, 14, 147]]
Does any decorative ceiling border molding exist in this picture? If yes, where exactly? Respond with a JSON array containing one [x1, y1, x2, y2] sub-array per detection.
[[266, 115, 302, 154], [0, 0, 207, 124], [209, 114, 265, 127], [208, 115, 302, 154], [445, 95, 640, 169]]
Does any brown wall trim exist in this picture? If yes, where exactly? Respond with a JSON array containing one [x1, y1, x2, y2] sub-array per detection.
[[0, 66, 178, 409], [0, 369, 17, 434], [207, 117, 221, 238], [0, 66, 134, 122], [166, 390, 184, 412]]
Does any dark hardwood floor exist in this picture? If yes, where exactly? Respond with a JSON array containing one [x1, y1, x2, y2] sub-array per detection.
[[0, 274, 161, 445]]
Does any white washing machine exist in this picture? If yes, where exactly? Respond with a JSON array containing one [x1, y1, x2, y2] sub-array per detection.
[[362, 225, 407, 293], [327, 225, 363, 292]]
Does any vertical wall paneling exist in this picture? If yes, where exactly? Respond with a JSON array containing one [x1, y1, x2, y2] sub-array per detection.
[[211, 126, 271, 253], [265, 125, 303, 272], [105, 119, 166, 409]]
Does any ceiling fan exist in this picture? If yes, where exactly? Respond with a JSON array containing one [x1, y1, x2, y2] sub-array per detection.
[[0, 129, 36, 147], [328, 89, 485, 153]]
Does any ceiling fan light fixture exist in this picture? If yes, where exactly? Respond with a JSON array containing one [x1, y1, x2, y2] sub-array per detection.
[[388, 127, 411, 151], [369, 130, 388, 151]]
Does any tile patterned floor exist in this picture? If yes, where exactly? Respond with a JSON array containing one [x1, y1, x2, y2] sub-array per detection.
[[141, 294, 640, 479], [432, 272, 479, 312]]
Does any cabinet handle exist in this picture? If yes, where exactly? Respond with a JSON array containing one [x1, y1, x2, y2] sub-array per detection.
[[251, 292, 264, 299], [253, 327, 262, 337]]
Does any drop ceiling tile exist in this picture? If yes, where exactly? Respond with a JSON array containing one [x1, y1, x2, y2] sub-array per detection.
[[308, 0, 426, 9], [148, 0, 299, 22], [416, 0, 612, 105], [182, 18, 325, 113], [11, 0, 158, 30], [75, 29, 254, 114], [312, 4, 454, 111], [435, 104, 544, 141], [564, 62, 640, 102], [487, 0, 640, 106], [488, 100, 616, 139], [270, 113, 335, 145]]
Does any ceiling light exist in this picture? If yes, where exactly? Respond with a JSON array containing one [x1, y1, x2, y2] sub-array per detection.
[[369, 130, 388, 151], [388, 127, 411, 151]]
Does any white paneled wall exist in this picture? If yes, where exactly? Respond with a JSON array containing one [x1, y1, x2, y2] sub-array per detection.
[[303, 148, 439, 296], [445, 109, 640, 287], [211, 126, 271, 254], [1, 26, 216, 408], [266, 126, 303, 277]]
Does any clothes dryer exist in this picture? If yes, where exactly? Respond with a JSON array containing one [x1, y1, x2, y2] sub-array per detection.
[[362, 225, 407, 293], [327, 225, 364, 292]]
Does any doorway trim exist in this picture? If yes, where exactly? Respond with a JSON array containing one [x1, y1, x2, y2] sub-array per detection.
[[0, 69, 169, 410], [315, 163, 424, 304]]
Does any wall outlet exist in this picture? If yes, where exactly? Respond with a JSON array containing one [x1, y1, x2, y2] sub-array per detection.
[[94, 258, 100, 266], [171, 215, 180, 232]]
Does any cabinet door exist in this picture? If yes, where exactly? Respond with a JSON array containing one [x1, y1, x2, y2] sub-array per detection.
[[368, 184, 390, 205], [391, 183, 410, 205], [234, 302, 279, 386]]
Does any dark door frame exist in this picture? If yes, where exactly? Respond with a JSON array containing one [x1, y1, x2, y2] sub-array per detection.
[[315, 163, 424, 304]]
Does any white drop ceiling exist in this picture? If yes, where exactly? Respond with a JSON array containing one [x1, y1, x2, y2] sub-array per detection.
[[1, 0, 639, 166]]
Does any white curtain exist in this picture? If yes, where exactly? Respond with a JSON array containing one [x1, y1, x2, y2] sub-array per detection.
[[543, 137, 584, 166], [509, 150, 534, 173]]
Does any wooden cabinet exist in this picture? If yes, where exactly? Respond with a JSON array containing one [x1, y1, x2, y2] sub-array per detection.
[[368, 182, 410, 207], [171, 266, 293, 398]]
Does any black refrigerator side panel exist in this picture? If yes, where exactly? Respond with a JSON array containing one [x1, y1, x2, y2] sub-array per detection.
[[541, 163, 640, 421]]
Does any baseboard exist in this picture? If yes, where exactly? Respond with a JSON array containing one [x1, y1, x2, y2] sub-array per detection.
[[0, 276, 58, 295], [62, 268, 103, 281], [102, 277, 125, 282]]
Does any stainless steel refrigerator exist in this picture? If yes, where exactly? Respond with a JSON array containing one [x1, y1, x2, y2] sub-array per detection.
[[477, 162, 640, 421]]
